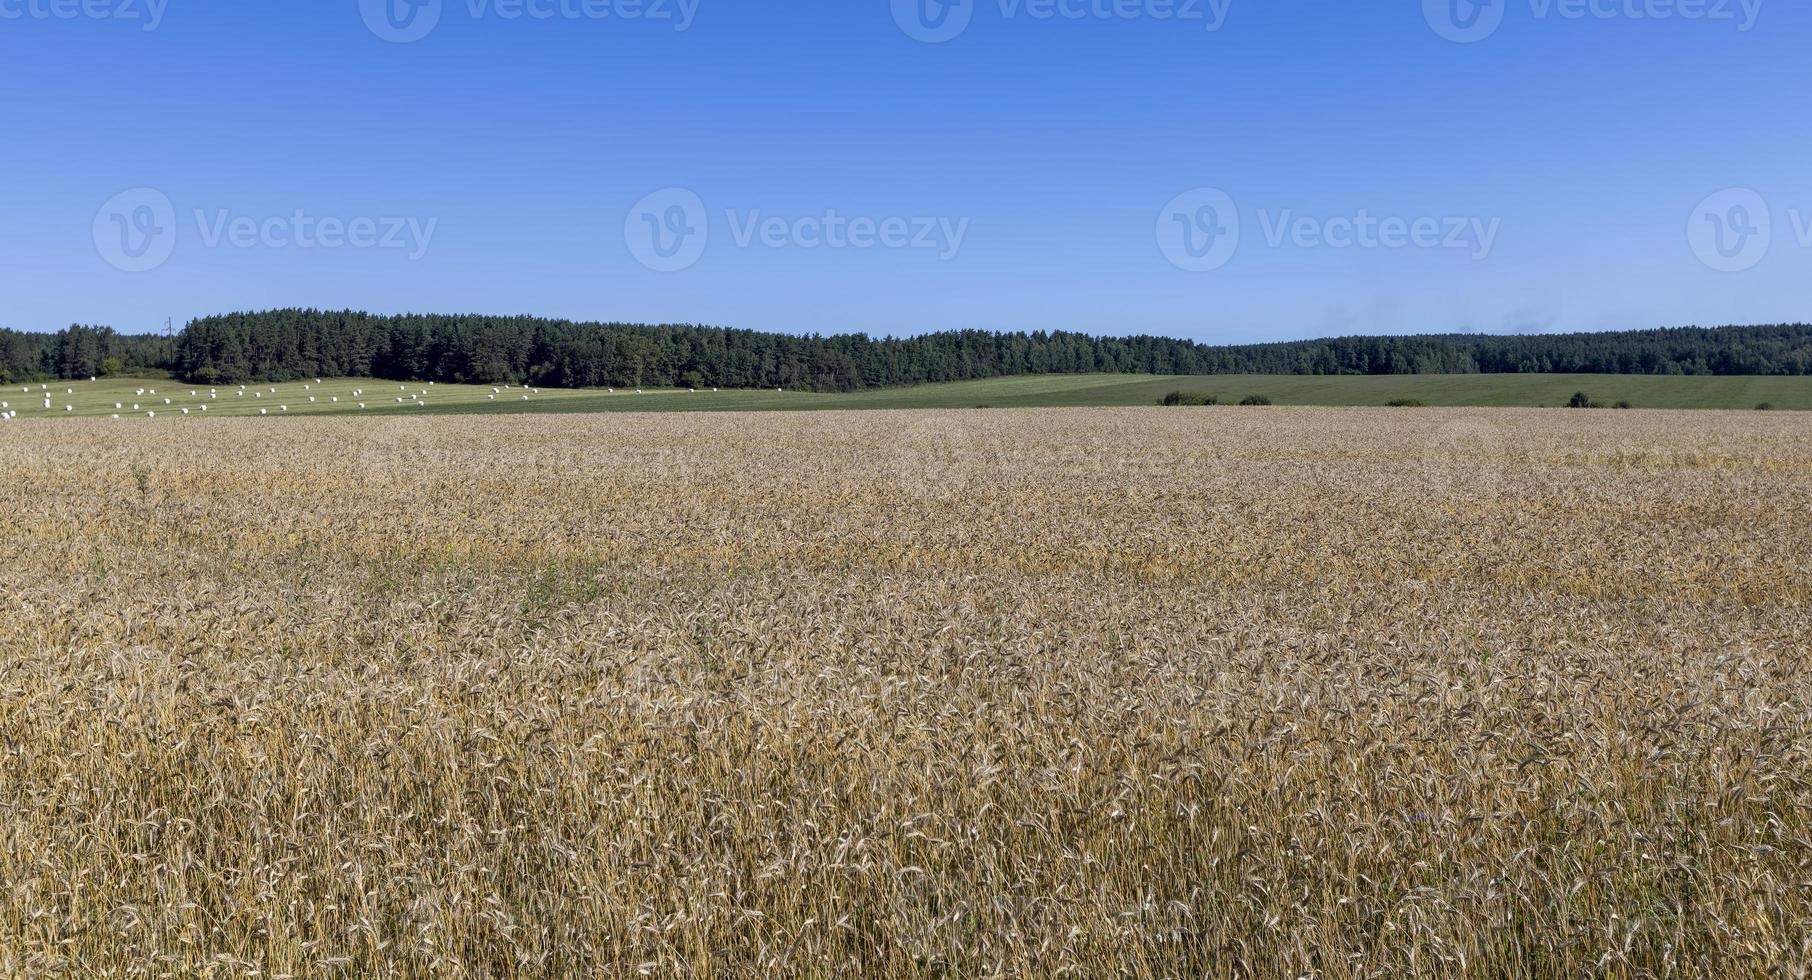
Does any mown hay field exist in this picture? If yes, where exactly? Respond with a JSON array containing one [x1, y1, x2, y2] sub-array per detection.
[[1, 407, 1809, 978], [12, 374, 1812, 420]]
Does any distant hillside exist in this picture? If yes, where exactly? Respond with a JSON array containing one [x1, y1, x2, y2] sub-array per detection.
[[4, 313, 1811, 388]]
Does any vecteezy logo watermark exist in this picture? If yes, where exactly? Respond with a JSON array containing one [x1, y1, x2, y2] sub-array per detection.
[[361, 0, 699, 42], [0, 0, 169, 30], [93, 188, 177, 273], [1424, 0, 1763, 43], [1422, 0, 1505, 42], [94, 190, 440, 271], [625, 189, 972, 272], [624, 188, 709, 273], [1158, 188, 1502, 272], [1687, 188, 1770, 273], [893, 0, 1232, 43], [361, 0, 443, 43], [1156, 188, 1240, 272], [1683, 189, 1812, 272], [891, 0, 974, 42]]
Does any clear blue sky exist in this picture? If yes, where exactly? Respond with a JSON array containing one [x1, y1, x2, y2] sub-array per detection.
[[2, 0, 1806, 343]]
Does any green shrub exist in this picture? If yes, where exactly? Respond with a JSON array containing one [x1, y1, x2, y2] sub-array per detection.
[[1757, 402, 1775, 411], [1159, 391, 1218, 407], [1614, 401, 1634, 410], [1385, 399, 1428, 408], [1568, 391, 1596, 409]]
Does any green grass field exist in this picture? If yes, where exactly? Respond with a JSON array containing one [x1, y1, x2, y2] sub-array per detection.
[[2, 373, 1807, 420]]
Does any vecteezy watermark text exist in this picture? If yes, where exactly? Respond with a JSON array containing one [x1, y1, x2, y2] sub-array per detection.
[[361, 0, 698, 42], [1156, 188, 1501, 272], [726, 212, 969, 259], [892, 0, 1232, 43], [625, 188, 970, 272], [193, 211, 438, 260], [93, 189, 439, 271], [1257, 210, 1500, 258], [1424, 0, 1763, 44], [0, 0, 167, 30]]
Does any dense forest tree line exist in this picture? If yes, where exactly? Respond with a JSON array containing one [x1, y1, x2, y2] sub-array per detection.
[[0, 325, 173, 384], [5, 312, 1812, 387]]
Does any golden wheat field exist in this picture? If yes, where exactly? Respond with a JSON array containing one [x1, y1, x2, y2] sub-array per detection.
[[1, 407, 1809, 978]]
